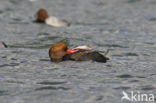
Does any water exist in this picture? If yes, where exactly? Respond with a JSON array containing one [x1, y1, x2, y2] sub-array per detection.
[[0, 0, 156, 103]]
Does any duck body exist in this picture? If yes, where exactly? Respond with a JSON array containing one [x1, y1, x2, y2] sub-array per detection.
[[49, 43, 109, 63], [45, 16, 70, 27]]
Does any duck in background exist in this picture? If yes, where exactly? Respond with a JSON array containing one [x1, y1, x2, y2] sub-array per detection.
[[35, 8, 70, 27], [49, 43, 109, 63]]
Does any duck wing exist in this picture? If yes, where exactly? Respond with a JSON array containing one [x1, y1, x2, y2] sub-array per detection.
[[63, 50, 108, 63]]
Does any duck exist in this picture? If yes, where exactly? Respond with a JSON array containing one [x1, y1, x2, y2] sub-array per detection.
[[49, 43, 109, 63], [35, 8, 70, 27]]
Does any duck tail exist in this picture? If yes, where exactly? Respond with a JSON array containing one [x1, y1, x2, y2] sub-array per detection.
[[2, 42, 8, 48], [104, 49, 109, 60]]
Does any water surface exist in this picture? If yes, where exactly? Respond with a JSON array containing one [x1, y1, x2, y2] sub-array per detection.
[[0, 0, 156, 103]]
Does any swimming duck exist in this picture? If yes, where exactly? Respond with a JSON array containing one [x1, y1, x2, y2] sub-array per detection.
[[49, 43, 109, 63], [35, 8, 70, 27]]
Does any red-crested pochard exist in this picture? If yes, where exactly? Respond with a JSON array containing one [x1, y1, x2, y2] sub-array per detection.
[[49, 43, 109, 63]]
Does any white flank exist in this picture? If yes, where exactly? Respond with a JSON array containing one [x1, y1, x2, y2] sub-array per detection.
[[45, 16, 69, 27]]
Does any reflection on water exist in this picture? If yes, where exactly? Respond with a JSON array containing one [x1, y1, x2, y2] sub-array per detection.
[[0, 0, 155, 103]]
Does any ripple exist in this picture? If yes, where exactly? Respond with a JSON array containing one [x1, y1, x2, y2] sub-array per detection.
[[35, 86, 70, 91], [117, 74, 133, 78], [144, 42, 155, 45], [112, 54, 124, 57], [142, 54, 150, 56], [12, 18, 22, 22], [1, 56, 7, 58], [92, 1, 106, 6], [0, 90, 8, 96], [9, 43, 51, 49], [149, 1, 156, 4], [135, 76, 146, 78], [8, 35, 62, 49], [139, 85, 155, 91], [37, 81, 67, 85], [5, 8, 13, 12], [6, 80, 25, 84], [39, 58, 50, 62], [114, 86, 130, 90], [11, 50, 22, 53], [150, 74, 156, 77], [105, 64, 112, 67], [124, 53, 138, 56], [0, 10, 4, 14], [73, 22, 108, 26], [9, 0, 20, 5], [95, 43, 128, 48], [126, 0, 141, 3], [37, 32, 50, 36], [149, 18, 156, 21], [9, 20, 29, 24], [0, 63, 19, 67], [129, 80, 139, 82], [37, 35, 59, 42], [95, 95, 104, 101]]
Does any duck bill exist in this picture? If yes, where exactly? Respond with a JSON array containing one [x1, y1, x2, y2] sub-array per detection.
[[67, 48, 78, 54]]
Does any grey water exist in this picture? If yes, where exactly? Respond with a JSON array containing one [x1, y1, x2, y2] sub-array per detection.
[[0, 0, 156, 103]]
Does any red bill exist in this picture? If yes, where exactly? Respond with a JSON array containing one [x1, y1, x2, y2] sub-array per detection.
[[67, 48, 78, 54]]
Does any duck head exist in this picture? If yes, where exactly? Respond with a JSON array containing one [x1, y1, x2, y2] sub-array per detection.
[[49, 43, 68, 63], [36, 8, 49, 22]]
